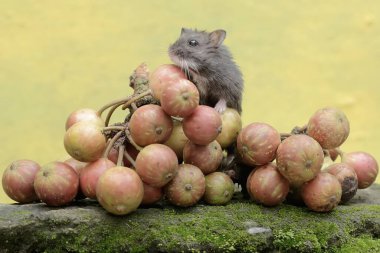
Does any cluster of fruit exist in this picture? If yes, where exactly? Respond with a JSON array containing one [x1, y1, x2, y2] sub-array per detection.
[[238, 108, 378, 212], [2, 64, 378, 215]]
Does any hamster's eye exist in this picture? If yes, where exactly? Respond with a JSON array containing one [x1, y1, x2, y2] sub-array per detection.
[[188, 40, 199, 47]]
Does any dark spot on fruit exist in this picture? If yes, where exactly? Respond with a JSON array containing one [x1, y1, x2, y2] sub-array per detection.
[[9, 163, 15, 171], [340, 176, 358, 203], [43, 171, 49, 177], [305, 160, 313, 169], [217, 126, 222, 134], [155, 127, 163, 135], [165, 173, 173, 180], [185, 184, 192, 191], [182, 93, 189, 100]]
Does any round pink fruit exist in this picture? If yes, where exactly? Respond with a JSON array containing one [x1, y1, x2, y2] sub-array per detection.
[[342, 151, 378, 189], [2, 159, 40, 203], [183, 140, 223, 175], [301, 172, 342, 212], [65, 108, 104, 130], [149, 64, 187, 101], [276, 134, 324, 187], [246, 164, 289, 206], [165, 164, 206, 207], [96, 166, 144, 215], [307, 107, 350, 149], [80, 158, 115, 199], [135, 144, 178, 187], [182, 105, 222, 145], [129, 104, 173, 147], [161, 79, 199, 117], [237, 122, 281, 166], [34, 161, 79, 206], [141, 183, 163, 205]]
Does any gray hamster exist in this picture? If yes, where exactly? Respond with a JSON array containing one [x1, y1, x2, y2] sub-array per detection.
[[168, 28, 243, 114]]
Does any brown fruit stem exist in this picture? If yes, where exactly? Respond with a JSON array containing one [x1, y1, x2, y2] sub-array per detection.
[[104, 102, 127, 127], [103, 130, 124, 158], [291, 125, 308, 135], [280, 133, 292, 141], [102, 126, 126, 132], [124, 150, 136, 168], [117, 144, 125, 167], [336, 148, 344, 161], [97, 96, 132, 116], [121, 89, 152, 110], [124, 127, 143, 151]]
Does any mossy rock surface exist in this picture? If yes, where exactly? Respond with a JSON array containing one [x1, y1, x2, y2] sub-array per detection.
[[0, 184, 379, 253]]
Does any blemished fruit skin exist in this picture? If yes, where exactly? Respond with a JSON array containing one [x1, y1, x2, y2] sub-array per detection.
[[165, 164, 206, 207], [246, 164, 289, 207], [135, 144, 178, 187], [129, 104, 173, 147], [182, 105, 222, 145], [276, 134, 324, 187], [342, 151, 378, 189], [237, 122, 281, 166], [183, 140, 223, 175], [96, 166, 144, 215], [34, 161, 79, 207], [325, 163, 358, 204], [301, 172, 342, 212], [307, 107, 350, 149], [2, 159, 41, 203], [204, 172, 235, 205]]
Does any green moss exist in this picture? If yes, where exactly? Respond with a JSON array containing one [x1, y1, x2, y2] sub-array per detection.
[[338, 235, 380, 253], [1, 200, 380, 252]]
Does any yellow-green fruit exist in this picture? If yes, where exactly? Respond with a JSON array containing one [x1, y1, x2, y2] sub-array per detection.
[[204, 172, 234, 205], [216, 108, 242, 149]]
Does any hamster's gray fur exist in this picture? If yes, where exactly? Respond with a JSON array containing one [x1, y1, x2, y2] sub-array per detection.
[[168, 28, 243, 114]]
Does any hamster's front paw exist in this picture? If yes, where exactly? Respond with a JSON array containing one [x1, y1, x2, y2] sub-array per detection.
[[214, 99, 227, 114]]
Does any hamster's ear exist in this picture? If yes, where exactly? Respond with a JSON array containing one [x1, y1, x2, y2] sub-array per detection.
[[181, 28, 190, 35], [209, 30, 226, 47]]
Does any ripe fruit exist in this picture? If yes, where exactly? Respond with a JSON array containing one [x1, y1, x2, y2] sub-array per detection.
[[96, 166, 144, 215], [34, 161, 79, 206], [183, 140, 223, 175], [246, 164, 289, 206], [65, 108, 105, 130], [276, 134, 324, 187], [204, 172, 235, 205], [307, 107, 350, 149], [182, 105, 222, 145], [135, 144, 178, 187], [80, 158, 115, 199], [301, 172, 342, 212], [64, 121, 107, 162], [161, 79, 199, 117], [342, 151, 378, 189], [325, 163, 358, 203], [129, 104, 173, 147], [2, 159, 40, 203], [149, 64, 187, 100], [216, 108, 242, 149], [165, 164, 205, 207], [141, 183, 163, 205], [237, 123, 281, 166]]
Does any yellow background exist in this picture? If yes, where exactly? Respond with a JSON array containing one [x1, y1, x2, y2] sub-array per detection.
[[1, 1, 379, 203]]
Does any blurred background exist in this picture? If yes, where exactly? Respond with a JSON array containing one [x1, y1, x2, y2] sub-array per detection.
[[1, 1, 379, 203]]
